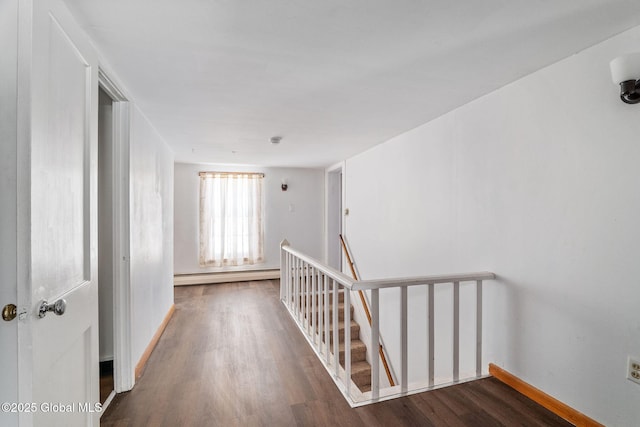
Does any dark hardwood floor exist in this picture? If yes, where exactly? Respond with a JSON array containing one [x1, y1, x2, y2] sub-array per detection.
[[100, 368, 114, 405], [100, 280, 572, 427]]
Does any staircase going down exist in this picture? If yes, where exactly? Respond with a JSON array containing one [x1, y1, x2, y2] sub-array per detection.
[[282, 239, 496, 406]]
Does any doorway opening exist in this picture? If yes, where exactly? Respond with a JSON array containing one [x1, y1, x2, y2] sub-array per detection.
[[97, 69, 133, 411], [327, 165, 343, 271], [98, 87, 115, 406]]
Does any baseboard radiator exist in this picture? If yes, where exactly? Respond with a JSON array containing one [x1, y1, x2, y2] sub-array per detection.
[[174, 269, 279, 286]]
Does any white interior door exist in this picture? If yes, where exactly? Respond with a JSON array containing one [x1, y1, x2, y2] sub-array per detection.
[[18, 1, 100, 425]]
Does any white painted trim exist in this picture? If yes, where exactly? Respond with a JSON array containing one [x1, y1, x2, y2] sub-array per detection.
[[173, 269, 280, 286], [98, 68, 127, 101], [326, 160, 345, 174], [352, 273, 496, 291], [113, 100, 133, 393], [282, 243, 495, 291], [283, 243, 355, 287], [339, 161, 346, 251], [100, 390, 116, 416], [98, 69, 134, 393]]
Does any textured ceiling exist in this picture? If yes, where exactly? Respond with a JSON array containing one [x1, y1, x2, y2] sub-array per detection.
[[65, 0, 640, 167]]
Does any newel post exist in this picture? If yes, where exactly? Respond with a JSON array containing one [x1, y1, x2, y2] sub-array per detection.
[[280, 239, 289, 301]]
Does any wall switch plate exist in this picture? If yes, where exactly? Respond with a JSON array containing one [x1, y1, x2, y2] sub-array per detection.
[[627, 356, 640, 385]]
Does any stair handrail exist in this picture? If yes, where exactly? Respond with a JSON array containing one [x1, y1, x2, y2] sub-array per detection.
[[339, 234, 396, 388], [280, 239, 496, 406]]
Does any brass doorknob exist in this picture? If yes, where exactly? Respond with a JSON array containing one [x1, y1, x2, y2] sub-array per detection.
[[2, 304, 17, 321]]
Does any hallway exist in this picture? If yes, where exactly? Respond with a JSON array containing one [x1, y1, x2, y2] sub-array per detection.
[[100, 280, 572, 426]]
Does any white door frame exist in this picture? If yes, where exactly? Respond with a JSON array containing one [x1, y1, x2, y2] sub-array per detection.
[[98, 68, 134, 393], [325, 161, 345, 270]]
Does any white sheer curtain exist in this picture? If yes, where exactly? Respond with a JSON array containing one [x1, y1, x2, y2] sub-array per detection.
[[199, 172, 264, 267]]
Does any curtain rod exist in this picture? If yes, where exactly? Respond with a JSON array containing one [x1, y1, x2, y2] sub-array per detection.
[[199, 172, 265, 178]]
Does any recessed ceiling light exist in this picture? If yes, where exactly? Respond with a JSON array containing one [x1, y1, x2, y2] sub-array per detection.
[[270, 136, 282, 144]]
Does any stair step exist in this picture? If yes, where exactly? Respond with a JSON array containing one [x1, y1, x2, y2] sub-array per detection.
[[302, 302, 354, 322], [358, 383, 371, 393], [321, 320, 360, 342], [350, 361, 372, 389], [291, 287, 371, 393], [338, 339, 367, 364], [296, 290, 344, 305]]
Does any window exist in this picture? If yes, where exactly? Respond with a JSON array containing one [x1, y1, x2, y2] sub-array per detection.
[[199, 172, 264, 267]]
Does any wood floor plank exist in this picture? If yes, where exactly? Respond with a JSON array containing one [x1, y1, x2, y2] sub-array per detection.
[[101, 280, 574, 426], [356, 397, 438, 427], [409, 391, 469, 427], [461, 380, 553, 426]]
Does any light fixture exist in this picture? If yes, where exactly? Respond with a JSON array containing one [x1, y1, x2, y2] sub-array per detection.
[[610, 53, 640, 104], [270, 136, 282, 144], [281, 179, 288, 191]]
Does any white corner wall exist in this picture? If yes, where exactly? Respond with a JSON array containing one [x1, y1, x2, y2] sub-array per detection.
[[0, 1, 19, 425], [344, 26, 640, 426], [174, 163, 324, 274], [130, 106, 174, 366]]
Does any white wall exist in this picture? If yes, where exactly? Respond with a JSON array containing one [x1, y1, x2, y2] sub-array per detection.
[[130, 106, 175, 367], [0, 1, 19, 425], [174, 163, 324, 274], [344, 26, 640, 426]]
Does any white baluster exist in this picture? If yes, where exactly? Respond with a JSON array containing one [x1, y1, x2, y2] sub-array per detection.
[[318, 272, 323, 355], [476, 280, 483, 377], [311, 266, 316, 345], [284, 252, 291, 310], [345, 289, 351, 397], [280, 248, 284, 300], [289, 253, 293, 307], [324, 275, 330, 364], [401, 286, 408, 393], [297, 260, 301, 319], [283, 252, 288, 304], [333, 280, 339, 377], [304, 263, 311, 334], [371, 289, 380, 400], [453, 281, 460, 382], [428, 283, 434, 387]]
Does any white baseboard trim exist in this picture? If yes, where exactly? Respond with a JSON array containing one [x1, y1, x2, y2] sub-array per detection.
[[174, 269, 280, 286]]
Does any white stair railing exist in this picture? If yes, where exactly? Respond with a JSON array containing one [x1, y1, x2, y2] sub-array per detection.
[[280, 239, 496, 407]]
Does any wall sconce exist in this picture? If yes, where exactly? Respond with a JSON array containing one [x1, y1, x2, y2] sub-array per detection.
[[281, 179, 288, 191], [610, 53, 640, 104]]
